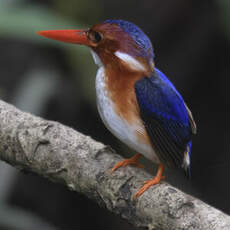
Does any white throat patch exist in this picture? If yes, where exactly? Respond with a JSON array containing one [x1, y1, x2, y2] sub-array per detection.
[[90, 49, 103, 67], [115, 51, 146, 72], [90, 49, 146, 72]]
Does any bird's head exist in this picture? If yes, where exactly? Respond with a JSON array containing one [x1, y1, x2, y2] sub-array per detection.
[[38, 19, 154, 74]]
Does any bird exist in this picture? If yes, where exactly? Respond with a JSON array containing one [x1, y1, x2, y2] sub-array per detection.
[[38, 19, 197, 199]]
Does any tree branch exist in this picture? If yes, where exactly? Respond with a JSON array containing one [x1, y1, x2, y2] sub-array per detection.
[[0, 99, 229, 230]]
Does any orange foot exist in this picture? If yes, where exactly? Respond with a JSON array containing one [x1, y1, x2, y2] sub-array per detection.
[[110, 154, 144, 174], [133, 163, 165, 200]]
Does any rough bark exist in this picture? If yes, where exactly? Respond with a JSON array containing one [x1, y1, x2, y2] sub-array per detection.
[[0, 99, 229, 230]]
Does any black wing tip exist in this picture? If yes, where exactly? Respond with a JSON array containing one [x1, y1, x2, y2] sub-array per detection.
[[185, 166, 191, 179]]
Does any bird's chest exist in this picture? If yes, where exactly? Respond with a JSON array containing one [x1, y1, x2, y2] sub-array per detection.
[[95, 67, 134, 142], [95, 67, 158, 162]]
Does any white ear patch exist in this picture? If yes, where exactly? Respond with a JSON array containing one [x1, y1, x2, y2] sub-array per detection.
[[115, 51, 146, 72], [90, 49, 103, 67]]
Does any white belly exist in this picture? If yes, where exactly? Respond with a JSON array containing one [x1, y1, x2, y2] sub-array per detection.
[[95, 66, 159, 163]]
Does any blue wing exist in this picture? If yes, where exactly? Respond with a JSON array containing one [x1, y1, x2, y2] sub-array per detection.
[[135, 68, 196, 175]]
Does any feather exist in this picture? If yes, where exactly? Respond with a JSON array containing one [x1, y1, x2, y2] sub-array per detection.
[[135, 68, 195, 172]]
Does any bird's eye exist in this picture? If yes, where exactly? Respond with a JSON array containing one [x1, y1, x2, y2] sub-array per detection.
[[88, 30, 102, 43], [94, 31, 102, 43]]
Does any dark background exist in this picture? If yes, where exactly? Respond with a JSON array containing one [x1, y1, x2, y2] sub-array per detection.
[[0, 0, 229, 229]]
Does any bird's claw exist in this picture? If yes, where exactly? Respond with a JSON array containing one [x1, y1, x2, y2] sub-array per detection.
[[133, 164, 165, 200], [110, 154, 143, 174]]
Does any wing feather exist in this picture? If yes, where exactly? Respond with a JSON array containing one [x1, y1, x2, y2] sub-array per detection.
[[135, 69, 195, 169]]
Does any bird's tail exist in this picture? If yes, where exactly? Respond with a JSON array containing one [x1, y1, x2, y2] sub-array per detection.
[[182, 141, 192, 178]]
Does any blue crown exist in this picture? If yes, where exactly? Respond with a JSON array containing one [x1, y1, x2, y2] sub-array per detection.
[[104, 19, 154, 61]]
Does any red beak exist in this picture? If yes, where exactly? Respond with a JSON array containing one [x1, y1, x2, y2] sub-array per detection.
[[37, 29, 89, 45]]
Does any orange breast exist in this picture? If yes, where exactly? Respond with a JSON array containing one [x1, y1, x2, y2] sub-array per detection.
[[104, 65, 152, 147]]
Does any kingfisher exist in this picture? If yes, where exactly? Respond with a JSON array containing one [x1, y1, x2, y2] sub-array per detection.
[[38, 19, 196, 199]]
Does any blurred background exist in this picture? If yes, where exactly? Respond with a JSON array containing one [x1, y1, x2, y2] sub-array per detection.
[[0, 0, 229, 229]]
